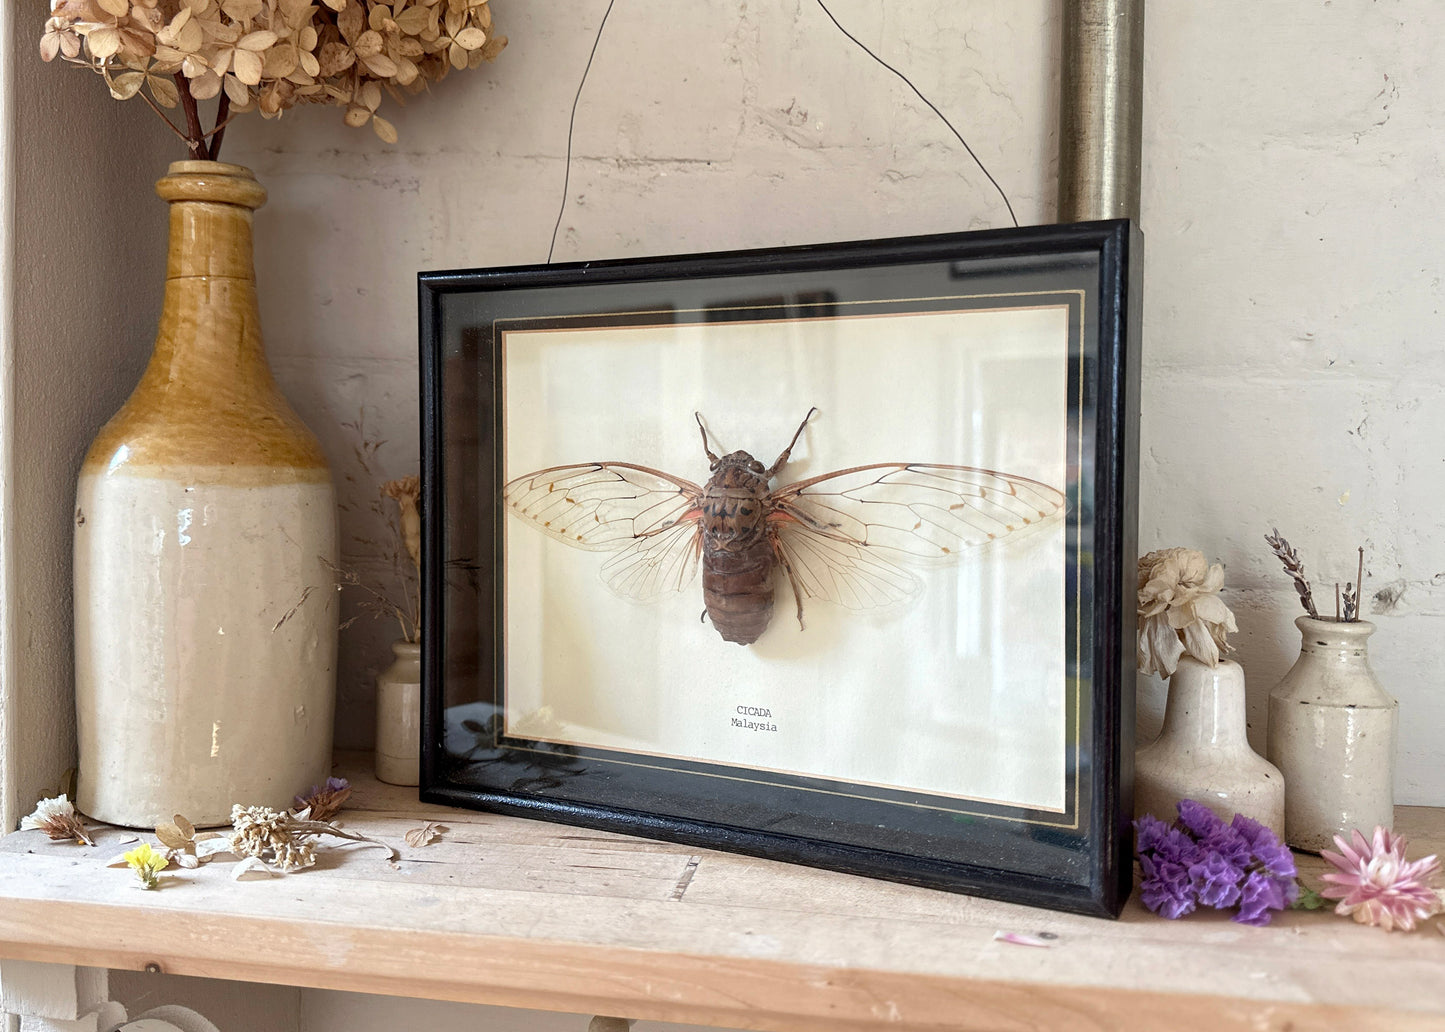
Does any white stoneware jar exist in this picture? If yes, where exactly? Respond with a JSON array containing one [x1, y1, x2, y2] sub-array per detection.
[[1268, 616, 1397, 852], [74, 162, 337, 827], [1134, 657, 1285, 837], [375, 639, 422, 786]]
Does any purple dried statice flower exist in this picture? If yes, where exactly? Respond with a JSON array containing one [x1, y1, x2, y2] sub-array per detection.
[[1176, 798, 1225, 838], [1231, 813, 1296, 879], [1238, 868, 1299, 926], [1190, 851, 1246, 909], [1139, 852, 1197, 919], [1135, 800, 1298, 926]]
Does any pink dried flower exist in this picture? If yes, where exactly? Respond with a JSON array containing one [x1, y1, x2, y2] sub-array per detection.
[[1319, 826, 1442, 932]]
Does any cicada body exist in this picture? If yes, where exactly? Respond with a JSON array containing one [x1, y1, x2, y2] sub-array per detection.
[[502, 409, 1065, 646]]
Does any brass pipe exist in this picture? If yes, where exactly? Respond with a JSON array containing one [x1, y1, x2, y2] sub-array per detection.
[[1058, 0, 1145, 222]]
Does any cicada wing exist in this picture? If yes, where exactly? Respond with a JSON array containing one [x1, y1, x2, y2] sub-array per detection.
[[771, 521, 921, 612], [772, 463, 1065, 566], [600, 517, 704, 602], [503, 462, 705, 603], [503, 462, 704, 550]]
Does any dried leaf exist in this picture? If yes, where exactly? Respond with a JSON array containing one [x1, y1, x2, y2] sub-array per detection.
[[174, 852, 200, 869], [453, 26, 485, 49], [87, 26, 123, 60], [147, 74, 180, 107], [189, 70, 223, 99], [155, 822, 190, 849], [239, 29, 278, 51], [108, 71, 146, 100], [97, 0, 131, 16], [372, 115, 398, 144], [394, 6, 432, 34], [404, 821, 444, 847], [232, 48, 264, 84], [223, 73, 252, 105]]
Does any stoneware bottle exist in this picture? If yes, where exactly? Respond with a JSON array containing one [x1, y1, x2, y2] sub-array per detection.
[[374, 639, 422, 786], [1134, 657, 1285, 837], [1268, 616, 1397, 852], [74, 161, 337, 827]]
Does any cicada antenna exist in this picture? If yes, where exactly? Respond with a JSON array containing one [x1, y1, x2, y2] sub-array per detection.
[[695, 411, 720, 464], [766, 406, 819, 478]]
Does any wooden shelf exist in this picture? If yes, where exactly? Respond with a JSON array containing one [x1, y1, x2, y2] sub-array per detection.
[[1, 754, 1442, 1032]]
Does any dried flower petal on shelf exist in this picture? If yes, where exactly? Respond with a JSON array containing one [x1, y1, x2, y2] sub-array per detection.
[[232, 856, 277, 881], [20, 794, 95, 846]]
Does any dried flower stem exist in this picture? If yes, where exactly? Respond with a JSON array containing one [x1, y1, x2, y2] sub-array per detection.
[[1356, 546, 1365, 620], [1265, 528, 1319, 618], [208, 92, 231, 161], [133, 83, 190, 148], [173, 73, 207, 158]]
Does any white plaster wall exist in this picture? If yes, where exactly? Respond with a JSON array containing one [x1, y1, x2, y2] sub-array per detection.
[[0, 0, 171, 828], [1136, 1, 1445, 804]]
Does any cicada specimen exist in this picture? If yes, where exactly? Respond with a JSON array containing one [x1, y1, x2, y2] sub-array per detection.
[[503, 409, 1065, 645]]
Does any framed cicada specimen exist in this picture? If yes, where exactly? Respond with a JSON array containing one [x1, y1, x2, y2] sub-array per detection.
[[420, 221, 1139, 917]]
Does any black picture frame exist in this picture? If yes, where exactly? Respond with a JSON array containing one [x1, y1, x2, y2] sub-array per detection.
[[418, 221, 1140, 918]]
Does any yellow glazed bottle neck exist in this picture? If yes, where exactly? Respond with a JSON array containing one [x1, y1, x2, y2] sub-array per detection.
[[158, 161, 266, 282]]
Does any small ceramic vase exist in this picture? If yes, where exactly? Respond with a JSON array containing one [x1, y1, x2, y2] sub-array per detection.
[[375, 639, 422, 786], [1134, 657, 1285, 837], [1267, 616, 1397, 852]]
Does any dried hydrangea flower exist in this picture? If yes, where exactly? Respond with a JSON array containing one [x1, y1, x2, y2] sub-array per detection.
[[294, 776, 351, 822], [38, 0, 507, 158], [1137, 547, 1238, 677], [231, 805, 318, 870], [123, 843, 168, 890], [230, 802, 395, 873], [1320, 827, 1442, 932], [21, 794, 95, 846]]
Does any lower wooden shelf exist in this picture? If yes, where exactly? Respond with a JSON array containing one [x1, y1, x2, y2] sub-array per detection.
[[1, 753, 1441, 1031]]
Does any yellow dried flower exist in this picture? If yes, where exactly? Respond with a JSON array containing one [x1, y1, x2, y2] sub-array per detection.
[[123, 842, 169, 889]]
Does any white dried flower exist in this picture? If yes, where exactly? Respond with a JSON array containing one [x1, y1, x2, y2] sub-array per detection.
[[1137, 547, 1238, 677], [21, 794, 95, 846]]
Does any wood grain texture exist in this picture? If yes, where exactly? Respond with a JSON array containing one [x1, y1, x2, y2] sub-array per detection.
[[1, 753, 1441, 1031]]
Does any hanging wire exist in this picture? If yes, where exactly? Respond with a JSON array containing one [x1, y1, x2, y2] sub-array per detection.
[[812, 0, 1018, 228], [548, 0, 618, 263], [548, 0, 1021, 260]]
